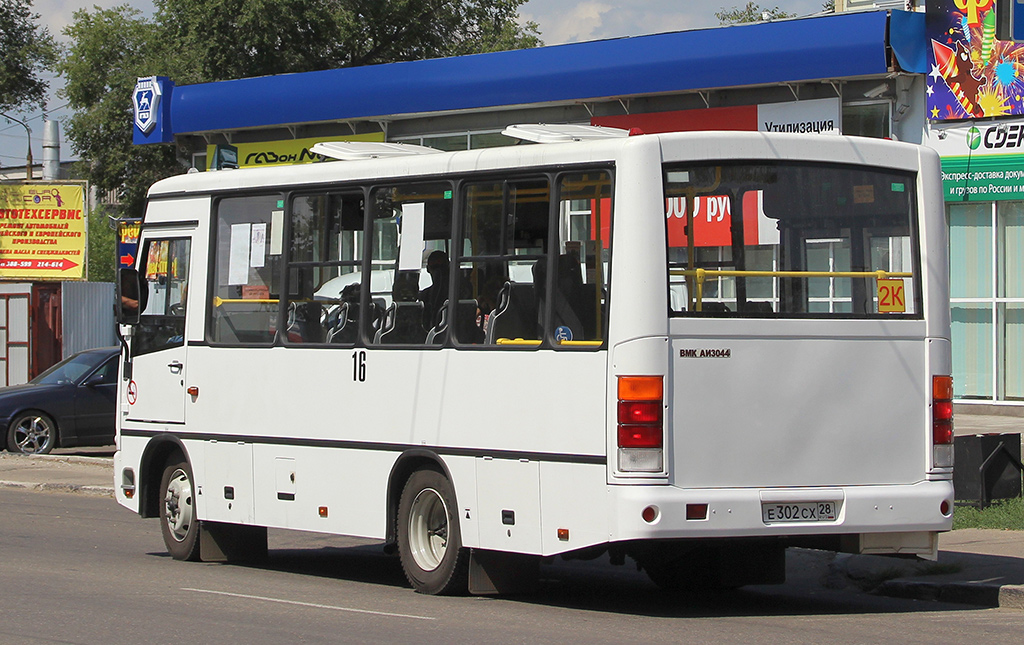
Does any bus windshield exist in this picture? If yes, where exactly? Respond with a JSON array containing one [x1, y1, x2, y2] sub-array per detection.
[[665, 161, 920, 318]]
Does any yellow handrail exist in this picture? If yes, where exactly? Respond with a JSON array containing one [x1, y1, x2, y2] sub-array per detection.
[[212, 297, 343, 307], [495, 338, 603, 347], [213, 297, 279, 307], [670, 268, 912, 312]]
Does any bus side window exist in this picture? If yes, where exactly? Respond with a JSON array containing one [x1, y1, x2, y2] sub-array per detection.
[[547, 171, 612, 345], [284, 192, 364, 345], [209, 194, 283, 345], [457, 178, 550, 346], [368, 182, 453, 346]]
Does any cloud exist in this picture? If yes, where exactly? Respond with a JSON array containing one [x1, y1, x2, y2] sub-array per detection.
[[31, 0, 156, 41], [522, 1, 614, 44], [521, 0, 830, 45]]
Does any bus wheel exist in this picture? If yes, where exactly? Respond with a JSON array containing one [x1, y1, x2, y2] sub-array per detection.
[[159, 456, 201, 561], [397, 468, 469, 595]]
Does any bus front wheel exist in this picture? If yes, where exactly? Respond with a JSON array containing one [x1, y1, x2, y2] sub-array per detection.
[[396, 468, 469, 595], [159, 455, 201, 561]]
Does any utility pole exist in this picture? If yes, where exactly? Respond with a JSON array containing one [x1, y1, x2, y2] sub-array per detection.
[[0, 113, 34, 179]]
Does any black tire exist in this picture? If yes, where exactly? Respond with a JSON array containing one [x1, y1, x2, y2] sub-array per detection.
[[159, 455, 201, 561], [7, 411, 58, 454], [635, 546, 723, 592], [397, 467, 469, 595]]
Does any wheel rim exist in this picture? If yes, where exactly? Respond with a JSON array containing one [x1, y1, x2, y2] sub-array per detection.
[[407, 487, 449, 572], [13, 415, 52, 454], [163, 468, 194, 542]]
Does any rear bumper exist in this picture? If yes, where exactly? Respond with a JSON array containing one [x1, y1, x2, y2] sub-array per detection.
[[608, 479, 954, 542]]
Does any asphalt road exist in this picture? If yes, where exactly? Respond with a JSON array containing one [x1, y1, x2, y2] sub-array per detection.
[[2, 488, 1023, 644]]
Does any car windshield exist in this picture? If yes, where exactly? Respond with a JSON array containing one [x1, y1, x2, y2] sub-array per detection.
[[30, 352, 107, 385]]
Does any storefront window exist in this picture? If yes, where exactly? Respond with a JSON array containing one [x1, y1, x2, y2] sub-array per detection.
[[949, 201, 1024, 401], [1000, 203, 1024, 298], [950, 203, 992, 299], [1003, 304, 1024, 400], [951, 303, 993, 398]]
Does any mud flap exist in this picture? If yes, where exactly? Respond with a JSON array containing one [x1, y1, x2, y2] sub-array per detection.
[[468, 549, 540, 595], [199, 521, 268, 562]]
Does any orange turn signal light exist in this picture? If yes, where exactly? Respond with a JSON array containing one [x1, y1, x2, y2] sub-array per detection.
[[617, 376, 663, 401]]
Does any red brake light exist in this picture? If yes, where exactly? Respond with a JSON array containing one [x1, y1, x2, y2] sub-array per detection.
[[932, 375, 953, 445], [618, 424, 662, 448], [618, 401, 662, 425]]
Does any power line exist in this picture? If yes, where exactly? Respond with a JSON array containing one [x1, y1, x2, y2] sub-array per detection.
[[0, 104, 72, 137]]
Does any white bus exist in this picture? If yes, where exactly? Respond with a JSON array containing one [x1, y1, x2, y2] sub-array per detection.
[[114, 127, 954, 595]]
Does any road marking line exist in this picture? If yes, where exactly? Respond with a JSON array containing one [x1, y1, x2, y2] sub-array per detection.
[[181, 587, 436, 621]]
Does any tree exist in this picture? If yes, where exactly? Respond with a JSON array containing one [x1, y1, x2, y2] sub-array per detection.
[[716, 2, 795, 25], [0, 0, 57, 113], [58, 6, 183, 226], [87, 204, 118, 283], [156, 0, 541, 82], [58, 0, 542, 230]]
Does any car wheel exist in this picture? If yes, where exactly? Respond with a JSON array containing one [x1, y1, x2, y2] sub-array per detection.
[[397, 467, 469, 595], [160, 455, 201, 561], [7, 412, 58, 454]]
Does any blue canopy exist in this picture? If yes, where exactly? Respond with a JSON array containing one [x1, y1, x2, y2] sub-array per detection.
[[158, 10, 924, 137]]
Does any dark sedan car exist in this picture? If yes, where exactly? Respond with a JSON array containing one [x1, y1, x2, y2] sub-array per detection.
[[2, 346, 120, 455]]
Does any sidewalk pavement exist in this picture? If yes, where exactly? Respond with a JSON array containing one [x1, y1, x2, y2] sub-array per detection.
[[0, 415, 1022, 609], [0, 450, 114, 496]]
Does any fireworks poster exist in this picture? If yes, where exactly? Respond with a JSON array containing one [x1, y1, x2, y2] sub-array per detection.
[[926, 0, 1024, 120]]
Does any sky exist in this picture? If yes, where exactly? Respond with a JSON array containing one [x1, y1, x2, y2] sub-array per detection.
[[0, 0, 829, 170]]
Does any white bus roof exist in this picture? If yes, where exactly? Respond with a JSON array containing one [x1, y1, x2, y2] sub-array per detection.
[[146, 131, 933, 198]]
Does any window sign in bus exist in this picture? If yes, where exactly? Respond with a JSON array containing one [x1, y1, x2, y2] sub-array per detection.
[[665, 163, 919, 317]]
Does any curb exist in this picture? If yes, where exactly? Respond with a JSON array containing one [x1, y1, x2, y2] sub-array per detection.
[[875, 579, 1024, 610], [0, 454, 113, 466], [0, 480, 114, 497]]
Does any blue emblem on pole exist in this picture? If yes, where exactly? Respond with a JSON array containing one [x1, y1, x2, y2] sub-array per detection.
[[133, 76, 162, 134]]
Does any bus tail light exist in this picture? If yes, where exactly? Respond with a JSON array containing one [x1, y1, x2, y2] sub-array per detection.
[[932, 375, 954, 468], [617, 376, 664, 472]]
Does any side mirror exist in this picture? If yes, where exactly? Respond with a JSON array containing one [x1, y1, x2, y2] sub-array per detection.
[[82, 372, 107, 388], [117, 267, 141, 325]]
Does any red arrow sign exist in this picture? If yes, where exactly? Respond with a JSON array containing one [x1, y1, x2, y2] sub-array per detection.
[[120, 254, 135, 266], [0, 258, 80, 271]]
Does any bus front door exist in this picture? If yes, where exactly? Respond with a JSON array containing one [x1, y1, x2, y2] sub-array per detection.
[[125, 235, 192, 425]]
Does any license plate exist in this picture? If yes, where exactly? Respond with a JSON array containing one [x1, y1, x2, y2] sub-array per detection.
[[761, 501, 837, 524]]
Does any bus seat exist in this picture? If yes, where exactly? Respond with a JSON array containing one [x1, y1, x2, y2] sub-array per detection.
[[701, 302, 730, 314], [745, 301, 774, 314], [376, 301, 426, 344], [324, 303, 343, 342], [485, 282, 536, 344], [577, 283, 602, 339], [454, 299, 484, 344], [426, 300, 449, 344], [327, 302, 361, 344], [534, 257, 584, 341], [289, 301, 325, 343]]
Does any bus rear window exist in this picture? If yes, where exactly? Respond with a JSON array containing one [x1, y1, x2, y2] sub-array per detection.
[[665, 162, 920, 318]]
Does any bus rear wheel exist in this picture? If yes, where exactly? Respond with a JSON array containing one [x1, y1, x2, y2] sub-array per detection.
[[159, 455, 201, 561], [397, 468, 469, 595]]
